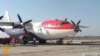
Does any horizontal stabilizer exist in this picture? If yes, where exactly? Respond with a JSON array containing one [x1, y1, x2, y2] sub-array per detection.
[[0, 22, 13, 26]]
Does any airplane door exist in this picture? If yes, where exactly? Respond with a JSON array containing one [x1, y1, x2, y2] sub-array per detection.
[[35, 26, 42, 33]]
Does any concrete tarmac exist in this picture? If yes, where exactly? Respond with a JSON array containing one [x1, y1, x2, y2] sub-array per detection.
[[0, 44, 100, 56]]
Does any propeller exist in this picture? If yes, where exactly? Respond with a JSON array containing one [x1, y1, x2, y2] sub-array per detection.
[[71, 20, 82, 32], [12, 14, 32, 33], [58, 18, 68, 25], [17, 14, 32, 33], [59, 18, 82, 32], [17, 14, 32, 25]]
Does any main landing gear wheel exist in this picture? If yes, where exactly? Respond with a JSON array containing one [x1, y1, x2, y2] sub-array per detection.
[[33, 38, 37, 45], [21, 36, 28, 45], [56, 38, 63, 45], [39, 39, 46, 44]]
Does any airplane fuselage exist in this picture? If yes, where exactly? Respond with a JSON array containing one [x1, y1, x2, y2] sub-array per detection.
[[31, 22, 76, 40]]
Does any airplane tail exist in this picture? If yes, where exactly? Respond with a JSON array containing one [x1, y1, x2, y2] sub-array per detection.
[[3, 11, 11, 22], [1, 11, 12, 29]]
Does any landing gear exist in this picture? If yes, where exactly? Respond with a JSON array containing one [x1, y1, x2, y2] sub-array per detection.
[[38, 39, 46, 44], [2, 38, 10, 45], [56, 38, 63, 45], [21, 36, 28, 45], [66, 40, 73, 45], [10, 38, 16, 47], [33, 38, 36, 45]]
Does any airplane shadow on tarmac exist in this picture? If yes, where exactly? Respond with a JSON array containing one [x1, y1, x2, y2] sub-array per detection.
[[1, 42, 100, 47]]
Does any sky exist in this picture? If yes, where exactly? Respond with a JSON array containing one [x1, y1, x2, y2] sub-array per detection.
[[0, 0, 100, 36]]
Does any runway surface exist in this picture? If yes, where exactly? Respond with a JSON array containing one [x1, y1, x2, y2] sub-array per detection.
[[0, 44, 100, 56]]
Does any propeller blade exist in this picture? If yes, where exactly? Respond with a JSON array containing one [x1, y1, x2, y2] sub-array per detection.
[[23, 20, 32, 25], [71, 20, 76, 26], [79, 29, 82, 32], [23, 27, 28, 33], [0, 16, 3, 20], [77, 20, 81, 25], [64, 18, 67, 22], [17, 14, 23, 23], [0, 27, 4, 32]]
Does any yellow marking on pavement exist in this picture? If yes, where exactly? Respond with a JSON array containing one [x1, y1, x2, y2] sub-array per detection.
[[2, 45, 9, 56]]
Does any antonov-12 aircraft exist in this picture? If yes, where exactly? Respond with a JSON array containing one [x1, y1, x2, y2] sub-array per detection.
[[0, 11, 87, 45]]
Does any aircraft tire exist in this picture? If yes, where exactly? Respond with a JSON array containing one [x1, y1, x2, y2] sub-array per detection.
[[56, 38, 63, 45], [22, 36, 28, 45], [22, 40, 28, 45], [39, 39, 46, 44], [56, 41, 63, 45]]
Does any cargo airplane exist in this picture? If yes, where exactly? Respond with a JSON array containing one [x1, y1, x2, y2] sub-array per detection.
[[0, 11, 87, 45]]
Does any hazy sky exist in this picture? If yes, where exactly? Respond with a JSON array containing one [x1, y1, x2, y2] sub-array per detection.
[[0, 0, 100, 36]]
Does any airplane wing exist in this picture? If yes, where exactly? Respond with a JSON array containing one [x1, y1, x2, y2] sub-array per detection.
[[0, 22, 33, 30], [0, 22, 13, 26]]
